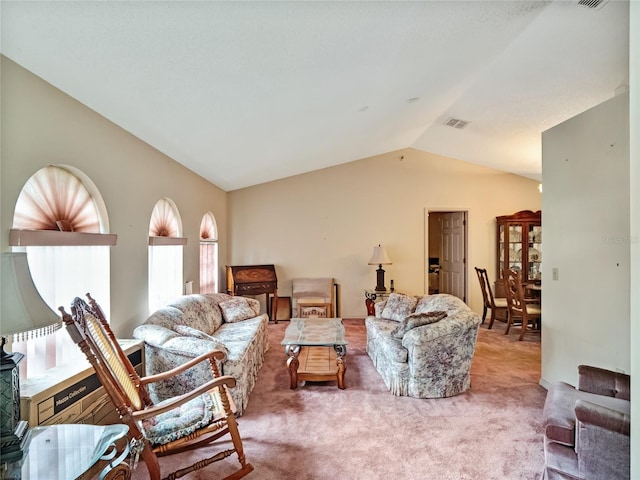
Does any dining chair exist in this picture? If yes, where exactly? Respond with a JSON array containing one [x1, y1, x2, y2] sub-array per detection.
[[474, 267, 509, 329], [503, 269, 541, 341], [59, 293, 254, 480]]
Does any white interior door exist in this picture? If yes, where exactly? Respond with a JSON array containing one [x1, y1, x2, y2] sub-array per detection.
[[439, 212, 466, 301]]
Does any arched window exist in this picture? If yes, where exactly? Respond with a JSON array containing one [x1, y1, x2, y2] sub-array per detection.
[[199, 212, 219, 294], [148, 198, 186, 312], [10, 165, 116, 378]]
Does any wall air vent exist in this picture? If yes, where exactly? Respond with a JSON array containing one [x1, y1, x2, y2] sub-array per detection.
[[443, 117, 470, 129], [576, 0, 609, 10]]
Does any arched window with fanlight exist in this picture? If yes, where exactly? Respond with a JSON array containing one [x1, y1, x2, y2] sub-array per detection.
[[199, 212, 219, 294], [148, 198, 186, 312], [9, 165, 116, 378]]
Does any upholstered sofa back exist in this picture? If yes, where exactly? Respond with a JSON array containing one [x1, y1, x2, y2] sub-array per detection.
[[143, 293, 260, 335], [374, 293, 471, 321]]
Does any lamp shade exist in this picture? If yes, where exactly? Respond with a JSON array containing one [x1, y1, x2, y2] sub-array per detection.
[[1, 252, 60, 337], [368, 245, 392, 265]]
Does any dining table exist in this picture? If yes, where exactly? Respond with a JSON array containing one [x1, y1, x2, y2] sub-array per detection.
[[525, 284, 542, 304]]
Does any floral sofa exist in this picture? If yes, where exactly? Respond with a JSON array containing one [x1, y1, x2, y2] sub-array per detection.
[[133, 293, 269, 416], [366, 293, 481, 398]]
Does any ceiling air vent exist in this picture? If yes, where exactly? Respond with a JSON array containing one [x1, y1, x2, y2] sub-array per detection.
[[443, 117, 470, 129], [576, 0, 609, 10]]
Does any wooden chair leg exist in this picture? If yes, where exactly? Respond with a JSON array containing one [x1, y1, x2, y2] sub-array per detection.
[[481, 305, 488, 324], [488, 309, 495, 329], [225, 415, 254, 479], [142, 446, 162, 480], [519, 316, 529, 341], [519, 315, 541, 341]]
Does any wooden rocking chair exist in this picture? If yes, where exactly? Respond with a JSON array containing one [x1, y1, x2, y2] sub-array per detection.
[[59, 294, 254, 480]]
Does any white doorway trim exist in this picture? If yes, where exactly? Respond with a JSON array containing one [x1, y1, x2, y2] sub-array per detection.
[[424, 208, 469, 303]]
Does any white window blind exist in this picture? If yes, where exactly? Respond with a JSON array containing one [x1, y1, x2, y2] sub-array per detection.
[[10, 166, 114, 379], [148, 198, 185, 312], [199, 212, 219, 294], [148, 244, 183, 312], [10, 244, 112, 378]]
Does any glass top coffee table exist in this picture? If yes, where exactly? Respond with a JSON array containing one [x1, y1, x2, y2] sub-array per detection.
[[1, 423, 130, 480], [281, 318, 348, 389]]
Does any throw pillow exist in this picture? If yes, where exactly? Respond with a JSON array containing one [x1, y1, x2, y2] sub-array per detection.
[[381, 293, 418, 322], [219, 297, 256, 323], [172, 324, 229, 358], [391, 311, 448, 339], [245, 297, 261, 316], [413, 295, 434, 314]]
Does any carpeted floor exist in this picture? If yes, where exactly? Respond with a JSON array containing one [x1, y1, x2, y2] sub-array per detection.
[[132, 318, 545, 480]]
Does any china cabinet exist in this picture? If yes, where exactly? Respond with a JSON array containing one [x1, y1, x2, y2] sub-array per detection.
[[495, 210, 542, 296]]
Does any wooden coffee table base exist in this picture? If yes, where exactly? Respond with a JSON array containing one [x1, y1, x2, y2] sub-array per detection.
[[286, 346, 346, 390]]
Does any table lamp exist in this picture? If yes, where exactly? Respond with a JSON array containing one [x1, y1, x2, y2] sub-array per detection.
[[1, 252, 61, 461], [368, 245, 392, 292]]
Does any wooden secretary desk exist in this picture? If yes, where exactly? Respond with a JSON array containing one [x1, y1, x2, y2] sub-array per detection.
[[226, 264, 278, 322]]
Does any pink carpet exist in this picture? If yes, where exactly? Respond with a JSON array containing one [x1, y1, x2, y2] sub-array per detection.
[[132, 318, 545, 480]]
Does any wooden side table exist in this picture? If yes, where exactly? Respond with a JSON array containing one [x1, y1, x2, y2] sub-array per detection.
[[364, 290, 392, 316]]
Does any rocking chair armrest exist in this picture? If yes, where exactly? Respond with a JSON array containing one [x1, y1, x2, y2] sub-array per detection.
[[132, 374, 238, 420], [139, 349, 226, 386]]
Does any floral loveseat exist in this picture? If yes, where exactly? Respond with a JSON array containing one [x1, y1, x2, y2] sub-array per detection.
[[133, 293, 269, 416], [366, 293, 481, 398]]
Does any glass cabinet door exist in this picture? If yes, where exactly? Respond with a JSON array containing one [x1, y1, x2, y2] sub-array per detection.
[[496, 210, 541, 286], [528, 224, 542, 281], [498, 224, 505, 275], [508, 224, 523, 273]]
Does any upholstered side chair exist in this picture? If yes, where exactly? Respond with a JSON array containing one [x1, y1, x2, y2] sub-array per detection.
[[292, 277, 335, 317], [543, 365, 630, 479]]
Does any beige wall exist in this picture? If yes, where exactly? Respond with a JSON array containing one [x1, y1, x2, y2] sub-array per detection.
[[428, 212, 445, 260], [1, 53, 542, 329], [1, 56, 229, 337], [631, 2, 639, 473], [541, 93, 630, 383], [228, 148, 542, 318]]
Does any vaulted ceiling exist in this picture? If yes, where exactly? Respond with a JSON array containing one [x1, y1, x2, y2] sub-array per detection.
[[0, 1, 629, 191]]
